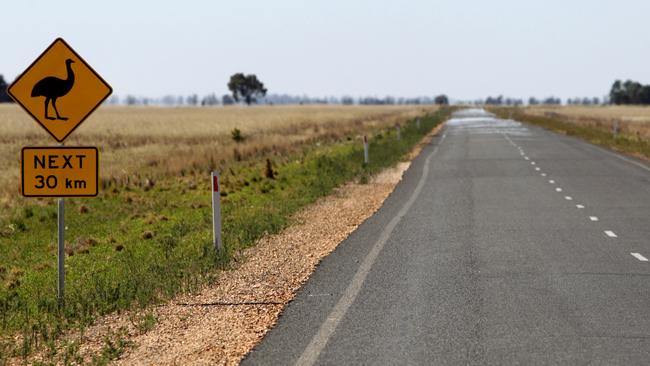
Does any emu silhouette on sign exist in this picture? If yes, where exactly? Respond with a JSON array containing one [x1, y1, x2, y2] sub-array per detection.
[[31, 59, 75, 121]]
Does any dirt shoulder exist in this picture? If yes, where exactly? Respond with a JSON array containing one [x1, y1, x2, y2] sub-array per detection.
[[23, 122, 445, 366]]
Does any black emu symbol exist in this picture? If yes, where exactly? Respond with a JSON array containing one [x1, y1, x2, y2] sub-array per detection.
[[31, 58, 75, 121]]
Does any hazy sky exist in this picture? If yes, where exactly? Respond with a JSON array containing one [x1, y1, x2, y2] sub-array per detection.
[[3, 0, 649, 101]]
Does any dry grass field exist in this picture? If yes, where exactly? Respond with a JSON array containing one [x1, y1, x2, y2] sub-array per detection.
[[0, 104, 435, 205], [524, 105, 650, 140]]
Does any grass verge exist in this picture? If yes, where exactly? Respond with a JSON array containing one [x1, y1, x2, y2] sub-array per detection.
[[490, 107, 650, 160], [0, 107, 453, 364]]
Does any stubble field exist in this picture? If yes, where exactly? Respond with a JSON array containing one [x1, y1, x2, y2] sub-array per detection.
[[524, 105, 650, 140], [491, 105, 650, 161], [0, 104, 430, 207]]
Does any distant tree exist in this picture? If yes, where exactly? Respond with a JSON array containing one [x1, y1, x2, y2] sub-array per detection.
[[340, 96, 354, 105], [125, 95, 138, 105], [201, 94, 219, 106], [434, 94, 449, 105], [228, 73, 267, 105], [528, 97, 539, 105], [0, 75, 13, 103], [186, 94, 198, 106], [485, 95, 503, 105], [610, 80, 624, 104], [161, 95, 176, 106], [640, 86, 650, 105], [609, 79, 650, 105], [542, 96, 561, 105], [221, 94, 235, 105]]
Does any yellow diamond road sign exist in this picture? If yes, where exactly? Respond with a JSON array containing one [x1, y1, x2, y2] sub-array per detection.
[[8, 38, 112, 142]]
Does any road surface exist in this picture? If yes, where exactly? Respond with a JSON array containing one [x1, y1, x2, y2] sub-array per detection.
[[243, 109, 650, 365]]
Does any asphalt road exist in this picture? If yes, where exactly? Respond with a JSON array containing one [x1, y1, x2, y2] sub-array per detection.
[[243, 109, 650, 365]]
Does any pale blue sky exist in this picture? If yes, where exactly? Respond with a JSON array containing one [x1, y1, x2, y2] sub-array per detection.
[[3, 0, 649, 101]]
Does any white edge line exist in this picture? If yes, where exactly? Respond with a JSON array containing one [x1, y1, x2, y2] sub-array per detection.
[[631, 253, 649, 262], [604, 230, 617, 238], [589, 216, 598, 221], [294, 131, 447, 366]]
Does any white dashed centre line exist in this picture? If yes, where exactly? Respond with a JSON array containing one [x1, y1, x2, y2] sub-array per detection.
[[565, 196, 573, 200], [524, 157, 529, 160], [631, 253, 649, 262], [531, 162, 536, 165], [604, 230, 617, 238], [555, 187, 563, 192], [535, 167, 540, 171], [549, 180, 555, 184], [576, 204, 585, 209], [589, 216, 599, 221], [541, 173, 547, 177]]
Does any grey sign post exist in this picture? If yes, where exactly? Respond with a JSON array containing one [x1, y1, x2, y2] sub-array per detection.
[[363, 135, 369, 164], [416, 118, 421, 129], [613, 120, 619, 138], [211, 171, 222, 251], [396, 124, 401, 141], [57, 197, 65, 306]]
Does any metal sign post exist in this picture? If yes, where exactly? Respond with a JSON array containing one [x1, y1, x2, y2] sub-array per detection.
[[363, 135, 369, 164], [57, 197, 65, 306], [613, 120, 619, 139], [211, 172, 222, 252], [396, 124, 401, 141], [416, 118, 421, 129]]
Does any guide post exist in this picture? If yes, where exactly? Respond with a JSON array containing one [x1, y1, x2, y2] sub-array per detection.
[[363, 135, 369, 164], [211, 171, 223, 252]]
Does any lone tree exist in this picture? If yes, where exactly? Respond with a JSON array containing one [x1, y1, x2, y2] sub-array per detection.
[[227, 73, 267, 105], [434, 94, 449, 105]]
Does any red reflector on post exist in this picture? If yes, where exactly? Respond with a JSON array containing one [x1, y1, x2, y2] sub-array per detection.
[[213, 175, 219, 192]]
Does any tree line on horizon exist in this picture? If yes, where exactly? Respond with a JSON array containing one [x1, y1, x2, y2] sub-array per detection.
[[3, 72, 649, 107], [106, 93, 451, 107]]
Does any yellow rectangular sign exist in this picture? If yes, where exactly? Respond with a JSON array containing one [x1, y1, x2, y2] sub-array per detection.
[[21, 147, 98, 197]]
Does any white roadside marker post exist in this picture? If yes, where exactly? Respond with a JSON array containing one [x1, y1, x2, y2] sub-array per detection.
[[363, 135, 369, 164], [211, 172, 222, 252], [416, 118, 421, 129], [396, 124, 401, 141], [613, 120, 619, 139]]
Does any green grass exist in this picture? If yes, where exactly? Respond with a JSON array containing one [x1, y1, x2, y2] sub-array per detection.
[[0, 107, 452, 363], [490, 107, 650, 159]]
